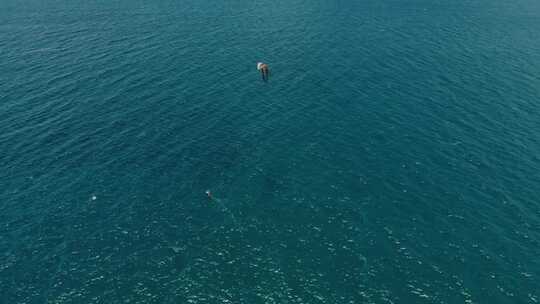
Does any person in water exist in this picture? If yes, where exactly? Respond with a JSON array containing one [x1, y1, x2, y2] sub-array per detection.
[[257, 62, 270, 81]]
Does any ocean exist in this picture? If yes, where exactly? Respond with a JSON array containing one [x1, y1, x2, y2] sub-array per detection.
[[1, 0, 540, 303]]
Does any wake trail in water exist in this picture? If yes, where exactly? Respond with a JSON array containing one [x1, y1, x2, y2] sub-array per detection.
[[206, 190, 239, 226]]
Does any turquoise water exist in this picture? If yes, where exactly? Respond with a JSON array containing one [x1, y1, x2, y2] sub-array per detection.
[[2, 0, 540, 302]]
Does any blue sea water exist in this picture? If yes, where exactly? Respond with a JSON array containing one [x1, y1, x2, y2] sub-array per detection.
[[2, 0, 540, 303]]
